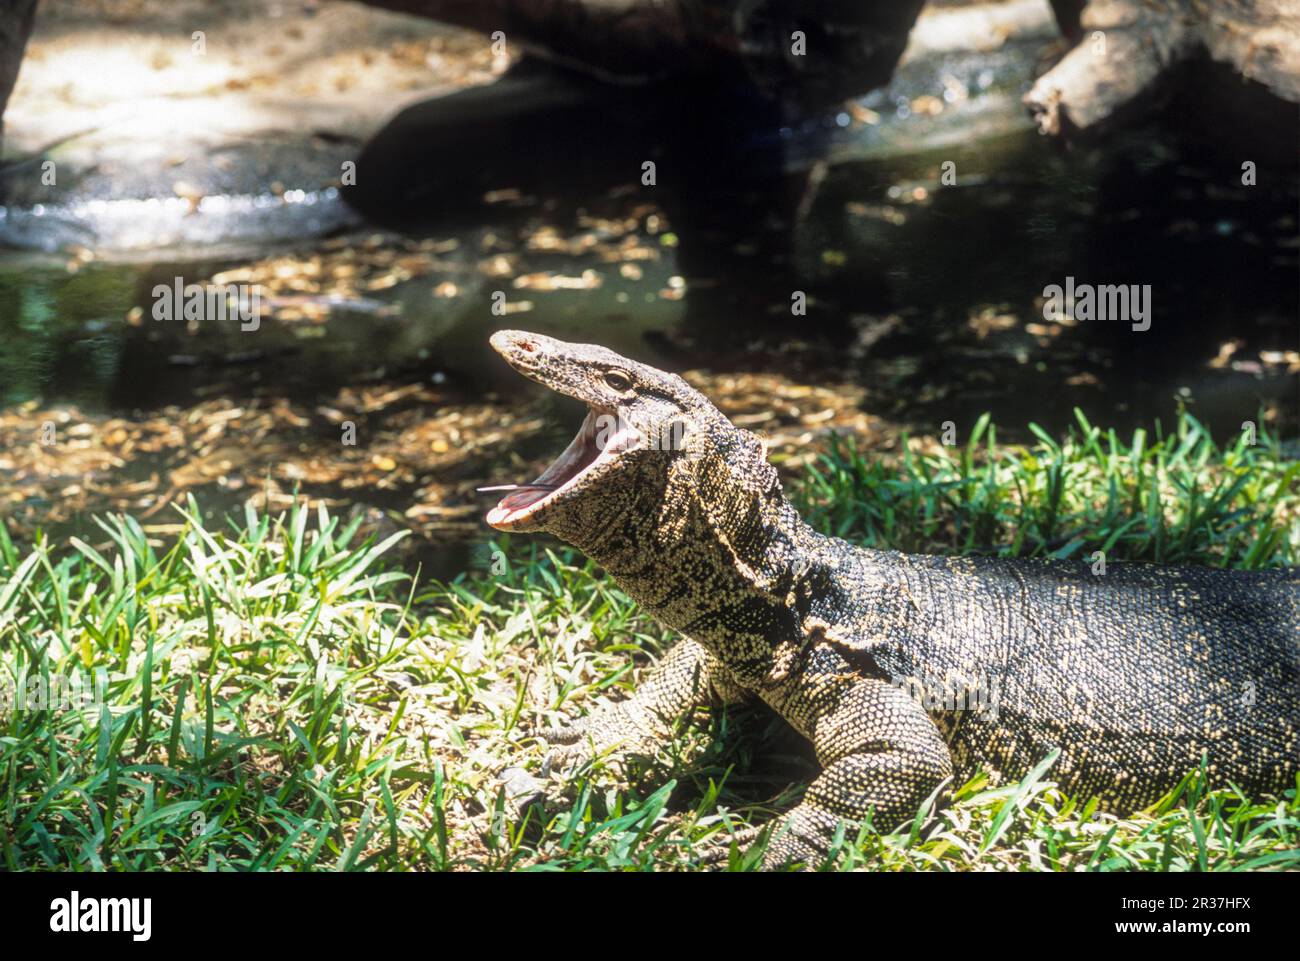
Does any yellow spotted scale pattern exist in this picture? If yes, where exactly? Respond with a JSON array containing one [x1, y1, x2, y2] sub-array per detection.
[[489, 330, 1300, 869]]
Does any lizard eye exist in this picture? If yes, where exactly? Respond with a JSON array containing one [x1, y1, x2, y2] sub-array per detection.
[[603, 370, 633, 392]]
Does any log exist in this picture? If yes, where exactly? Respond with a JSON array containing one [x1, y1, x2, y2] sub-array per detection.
[[354, 0, 925, 112], [0, 0, 38, 152], [1026, 0, 1300, 135]]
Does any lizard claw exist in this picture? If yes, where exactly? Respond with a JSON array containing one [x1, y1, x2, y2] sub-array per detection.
[[543, 739, 592, 774], [540, 715, 598, 774], [537, 700, 666, 776], [542, 717, 588, 745], [695, 825, 764, 867], [758, 808, 838, 871]]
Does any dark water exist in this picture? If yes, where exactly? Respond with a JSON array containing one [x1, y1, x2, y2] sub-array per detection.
[[0, 63, 1296, 570], [4, 93, 1295, 433]]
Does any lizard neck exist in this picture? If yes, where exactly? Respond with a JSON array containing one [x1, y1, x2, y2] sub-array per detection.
[[565, 422, 828, 681]]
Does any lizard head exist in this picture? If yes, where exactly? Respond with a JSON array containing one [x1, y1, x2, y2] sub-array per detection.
[[484, 329, 718, 536], [484, 330, 804, 627]]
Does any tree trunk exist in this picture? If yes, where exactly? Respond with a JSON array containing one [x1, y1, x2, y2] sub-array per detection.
[[1026, 0, 1300, 135], [0, 0, 38, 151]]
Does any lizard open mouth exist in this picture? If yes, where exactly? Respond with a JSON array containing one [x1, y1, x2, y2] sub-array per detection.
[[483, 407, 636, 529]]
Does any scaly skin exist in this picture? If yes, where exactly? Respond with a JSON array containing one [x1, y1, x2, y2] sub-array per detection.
[[485, 330, 1300, 869]]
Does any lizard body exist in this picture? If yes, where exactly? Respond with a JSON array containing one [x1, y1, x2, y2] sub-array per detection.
[[484, 330, 1300, 868]]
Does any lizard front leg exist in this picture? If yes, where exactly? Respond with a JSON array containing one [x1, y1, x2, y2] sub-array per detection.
[[760, 676, 952, 869], [546, 636, 747, 771]]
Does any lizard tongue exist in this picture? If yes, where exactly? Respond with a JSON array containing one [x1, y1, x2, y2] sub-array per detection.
[[485, 408, 604, 527], [486, 486, 553, 527], [498, 488, 550, 511]]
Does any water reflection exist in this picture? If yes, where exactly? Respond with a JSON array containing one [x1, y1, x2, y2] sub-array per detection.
[[0, 60, 1294, 569]]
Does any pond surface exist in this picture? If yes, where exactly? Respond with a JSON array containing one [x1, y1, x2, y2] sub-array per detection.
[[0, 60, 1296, 578]]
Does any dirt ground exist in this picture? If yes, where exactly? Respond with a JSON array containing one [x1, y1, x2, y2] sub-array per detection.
[[3, 0, 509, 211]]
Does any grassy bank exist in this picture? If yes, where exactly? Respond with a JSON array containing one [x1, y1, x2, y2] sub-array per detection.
[[1, 411, 1297, 870]]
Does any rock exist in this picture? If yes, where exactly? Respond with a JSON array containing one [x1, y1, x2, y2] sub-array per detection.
[[1026, 0, 1300, 136], [497, 765, 547, 814]]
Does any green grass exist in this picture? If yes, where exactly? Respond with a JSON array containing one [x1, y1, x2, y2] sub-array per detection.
[[0, 411, 1297, 871], [799, 409, 1299, 568]]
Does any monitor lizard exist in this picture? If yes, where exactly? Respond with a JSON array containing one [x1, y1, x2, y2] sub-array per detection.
[[483, 329, 1300, 869]]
